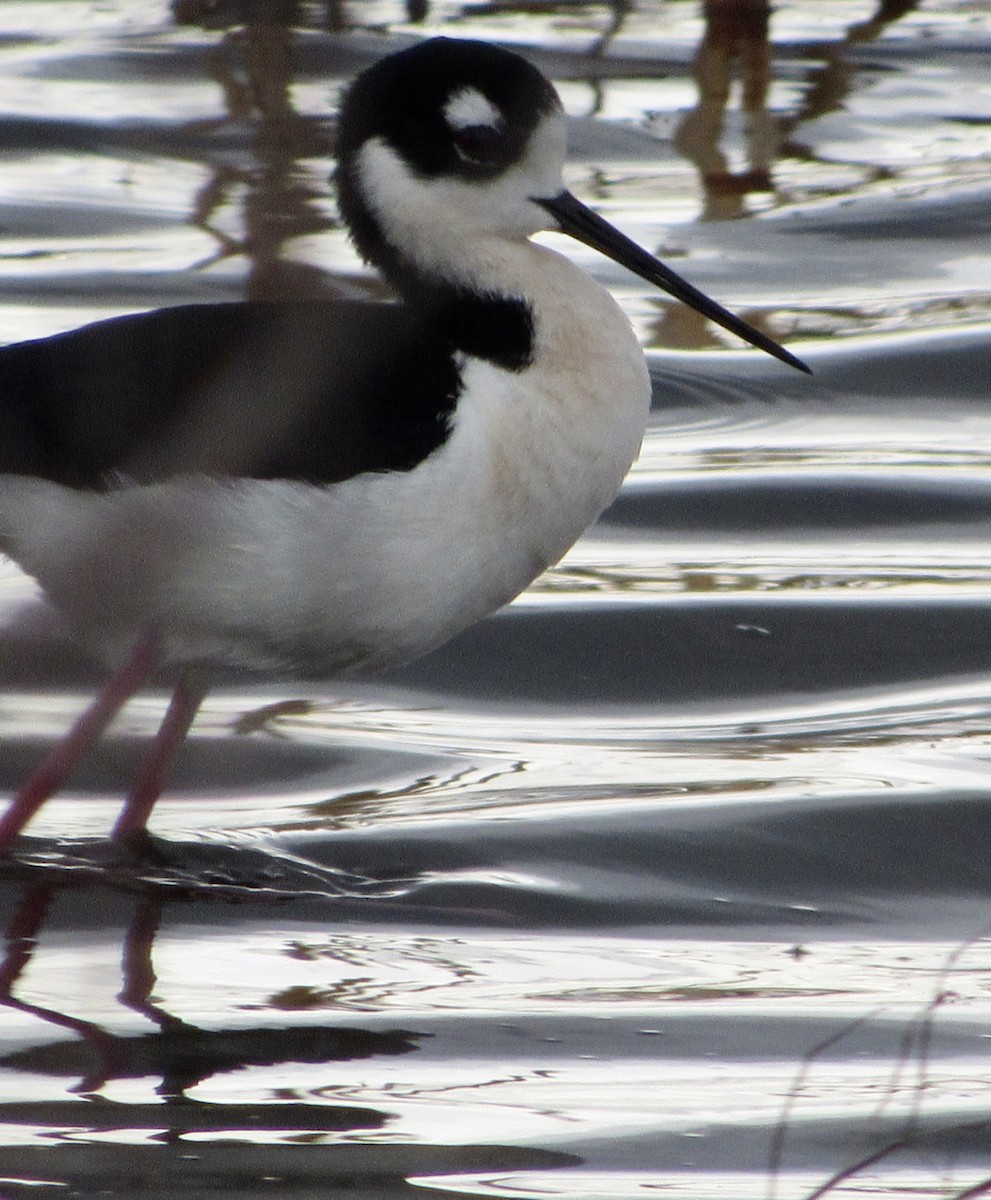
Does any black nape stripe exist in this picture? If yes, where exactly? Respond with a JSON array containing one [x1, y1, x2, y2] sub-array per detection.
[[332, 192, 534, 372], [444, 291, 533, 372]]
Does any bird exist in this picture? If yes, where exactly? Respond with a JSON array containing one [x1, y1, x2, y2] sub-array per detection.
[[0, 37, 809, 854]]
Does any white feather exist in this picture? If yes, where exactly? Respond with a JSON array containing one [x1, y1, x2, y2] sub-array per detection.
[[443, 86, 502, 131], [0, 113, 649, 676]]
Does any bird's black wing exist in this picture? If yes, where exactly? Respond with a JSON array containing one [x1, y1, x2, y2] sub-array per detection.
[[0, 301, 462, 488]]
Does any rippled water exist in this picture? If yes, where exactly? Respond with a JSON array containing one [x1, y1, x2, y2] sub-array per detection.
[[2, 2, 991, 1198]]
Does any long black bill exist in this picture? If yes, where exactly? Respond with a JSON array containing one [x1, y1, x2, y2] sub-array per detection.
[[536, 190, 811, 375]]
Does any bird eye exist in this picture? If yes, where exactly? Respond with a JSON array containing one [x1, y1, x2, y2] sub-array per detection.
[[452, 124, 502, 167]]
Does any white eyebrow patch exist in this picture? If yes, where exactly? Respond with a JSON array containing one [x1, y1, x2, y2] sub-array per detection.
[[443, 86, 502, 130]]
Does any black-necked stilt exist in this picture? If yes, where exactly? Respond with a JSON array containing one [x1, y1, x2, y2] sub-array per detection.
[[0, 37, 808, 852]]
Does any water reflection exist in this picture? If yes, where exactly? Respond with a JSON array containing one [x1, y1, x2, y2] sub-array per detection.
[[2, 4, 991, 1199], [845, 0, 921, 44], [673, 0, 775, 221], [0, 882, 419, 1102], [176, 7, 340, 299], [4, 869, 991, 1199], [172, 0, 428, 32], [151, 0, 937, 332]]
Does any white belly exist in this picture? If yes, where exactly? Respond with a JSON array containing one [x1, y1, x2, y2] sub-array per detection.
[[0, 244, 649, 675]]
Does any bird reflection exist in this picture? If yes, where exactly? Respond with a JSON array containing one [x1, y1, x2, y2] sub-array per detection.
[[846, 0, 920, 43], [0, 883, 420, 1103], [176, 13, 338, 300], [673, 0, 775, 222], [172, 1, 409, 32], [648, 0, 921, 351]]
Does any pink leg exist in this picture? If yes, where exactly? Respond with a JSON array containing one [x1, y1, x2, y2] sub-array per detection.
[[0, 634, 160, 852], [110, 672, 207, 843]]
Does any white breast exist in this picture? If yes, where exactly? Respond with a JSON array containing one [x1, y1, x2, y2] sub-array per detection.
[[0, 242, 649, 676]]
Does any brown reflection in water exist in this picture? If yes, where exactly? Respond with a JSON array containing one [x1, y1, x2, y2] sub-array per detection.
[[174, 5, 341, 301], [163, 0, 928, 332], [162, 0, 927, 348], [174, 1, 430, 30], [674, 0, 775, 223], [650, 0, 780, 351], [673, 0, 922, 217], [846, 0, 920, 44], [777, 0, 919, 179], [174, 0, 348, 31], [650, 0, 922, 350]]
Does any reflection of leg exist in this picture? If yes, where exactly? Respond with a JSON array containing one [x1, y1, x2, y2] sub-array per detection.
[[0, 883, 123, 1093], [120, 903, 203, 1099], [119, 899, 159, 1012], [111, 672, 207, 843], [119, 899, 188, 1031], [0, 883, 53, 995], [0, 634, 161, 852], [847, 0, 919, 42]]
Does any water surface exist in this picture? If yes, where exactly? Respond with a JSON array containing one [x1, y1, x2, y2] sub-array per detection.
[[2, 3, 991, 1198]]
